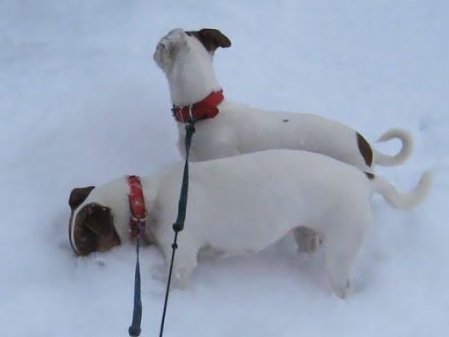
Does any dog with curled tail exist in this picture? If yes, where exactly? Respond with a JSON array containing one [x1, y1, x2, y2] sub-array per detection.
[[68, 150, 431, 298], [153, 28, 413, 171]]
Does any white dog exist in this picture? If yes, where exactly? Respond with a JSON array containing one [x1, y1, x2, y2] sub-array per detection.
[[153, 28, 413, 171], [68, 150, 431, 298]]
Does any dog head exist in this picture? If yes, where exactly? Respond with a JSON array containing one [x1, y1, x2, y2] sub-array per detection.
[[68, 186, 121, 256], [153, 28, 231, 73]]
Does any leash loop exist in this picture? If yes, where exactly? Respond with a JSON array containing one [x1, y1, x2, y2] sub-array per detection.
[[128, 222, 144, 337], [159, 119, 196, 337]]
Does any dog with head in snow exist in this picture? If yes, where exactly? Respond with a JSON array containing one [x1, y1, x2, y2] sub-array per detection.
[[68, 150, 431, 298], [153, 28, 413, 171]]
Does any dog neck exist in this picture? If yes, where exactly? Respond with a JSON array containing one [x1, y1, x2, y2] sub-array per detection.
[[167, 46, 222, 106]]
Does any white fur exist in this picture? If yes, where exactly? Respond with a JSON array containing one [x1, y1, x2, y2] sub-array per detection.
[[154, 29, 413, 171], [70, 150, 431, 298]]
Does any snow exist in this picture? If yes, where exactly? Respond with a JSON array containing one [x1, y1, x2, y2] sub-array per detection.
[[1, 0, 448, 336]]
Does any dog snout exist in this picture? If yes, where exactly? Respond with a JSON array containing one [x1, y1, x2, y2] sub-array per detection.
[[153, 44, 165, 66]]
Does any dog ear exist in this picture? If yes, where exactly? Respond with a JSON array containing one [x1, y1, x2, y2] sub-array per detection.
[[83, 204, 114, 238], [69, 186, 95, 211], [188, 29, 231, 52]]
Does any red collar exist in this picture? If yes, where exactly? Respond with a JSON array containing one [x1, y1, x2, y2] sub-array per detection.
[[127, 175, 147, 239], [172, 90, 224, 123]]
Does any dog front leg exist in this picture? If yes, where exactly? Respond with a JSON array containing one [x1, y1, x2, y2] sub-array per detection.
[[159, 241, 199, 289]]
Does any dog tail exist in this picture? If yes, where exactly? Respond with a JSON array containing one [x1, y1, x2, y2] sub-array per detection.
[[369, 170, 432, 211], [373, 128, 414, 167]]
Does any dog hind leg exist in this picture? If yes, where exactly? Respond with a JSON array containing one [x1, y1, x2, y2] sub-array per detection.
[[323, 208, 371, 299], [293, 226, 322, 254]]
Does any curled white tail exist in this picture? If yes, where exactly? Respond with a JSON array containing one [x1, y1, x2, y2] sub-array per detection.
[[371, 170, 432, 210], [373, 128, 414, 166]]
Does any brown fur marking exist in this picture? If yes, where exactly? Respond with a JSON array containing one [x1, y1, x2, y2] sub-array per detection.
[[357, 133, 373, 167], [72, 203, 121, 256]]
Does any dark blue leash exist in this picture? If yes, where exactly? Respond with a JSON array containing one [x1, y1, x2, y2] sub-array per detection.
[[159, 120, 196, 337], [128, 222, 143, 337], [128, 120, 196, 337]]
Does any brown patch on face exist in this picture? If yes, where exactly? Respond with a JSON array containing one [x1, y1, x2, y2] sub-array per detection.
[[72, 204, 121, 256], [69, 186, 95, 253], [186, 28, 231, 52], [365, 172, 375, 180], [356, 132, 373, 167]]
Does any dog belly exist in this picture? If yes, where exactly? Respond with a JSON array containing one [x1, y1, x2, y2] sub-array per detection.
[[199, 240, 279, 258], [205, 224, 295, 256]]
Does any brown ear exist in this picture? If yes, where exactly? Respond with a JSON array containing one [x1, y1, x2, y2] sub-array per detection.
[[187, 28, 231, 52], [69, 186, 95, 211], [83, 204, 114, 237]]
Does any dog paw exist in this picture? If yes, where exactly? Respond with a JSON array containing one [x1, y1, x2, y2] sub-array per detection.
[[298, 251, 313, 261], [151, 264, 193, 289], [332, 280, 352, 299], [171, 268, 193, 289], [151, 264, 168, 282]]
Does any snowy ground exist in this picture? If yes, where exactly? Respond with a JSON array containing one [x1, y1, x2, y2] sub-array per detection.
[[1, 1, 448, 336]]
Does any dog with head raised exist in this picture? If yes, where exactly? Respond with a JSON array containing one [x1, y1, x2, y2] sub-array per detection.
[[154, 28, 413, 171], [68, 150, 431, 298]]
